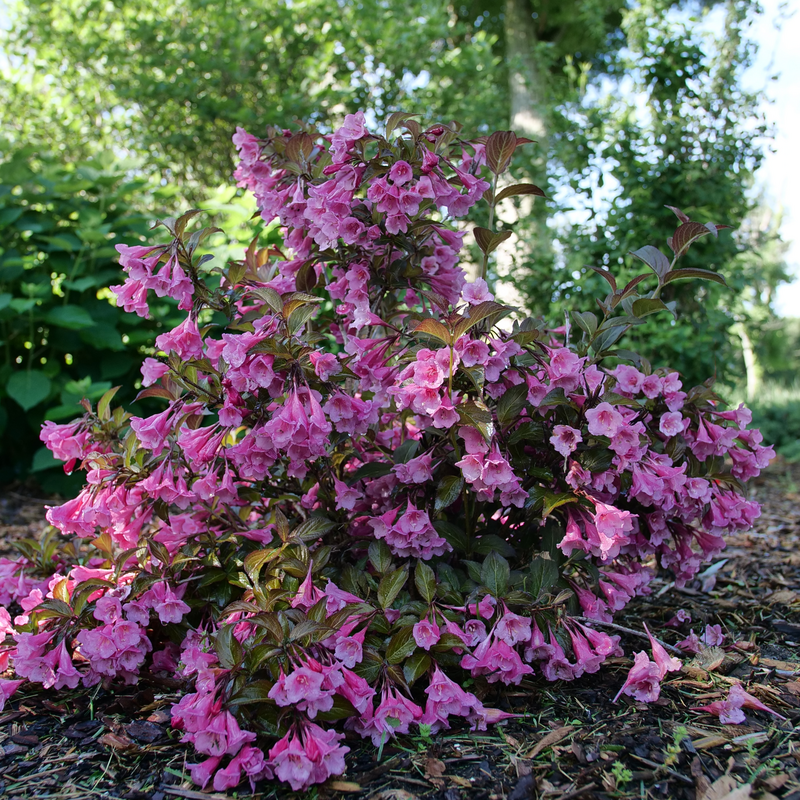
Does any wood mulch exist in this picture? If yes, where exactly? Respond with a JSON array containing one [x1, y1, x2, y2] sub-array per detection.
[[1, 464, 799, 800]]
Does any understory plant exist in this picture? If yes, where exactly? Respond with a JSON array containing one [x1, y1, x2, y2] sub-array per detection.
[[0, 115, 773, 792]]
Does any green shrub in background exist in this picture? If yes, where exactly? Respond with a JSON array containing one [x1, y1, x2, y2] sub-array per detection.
[[0, 146, 176, 489], [743, 384, 800, 464], [0, 145, 269, 490]]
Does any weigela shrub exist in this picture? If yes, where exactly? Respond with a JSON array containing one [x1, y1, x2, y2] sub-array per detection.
[[0, 114, 773, 792]]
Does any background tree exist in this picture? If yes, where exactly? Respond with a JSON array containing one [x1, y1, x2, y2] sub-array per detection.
[[1, 0, 792, 440]]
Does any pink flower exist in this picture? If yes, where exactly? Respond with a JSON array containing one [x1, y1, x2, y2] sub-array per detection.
[[701, 624, 724, 646], [613, 365, 645, 395], [310, 351, 341, 381], [290, 563, 325, 610], [268, 664, 334, 718], [269, 730, 314, 790], [665, 609, 692, 628], [188, 756, 222, 790], [333, 628, 365, 668], [213, 744, 270, 792], [547, 348, 584, 391], [354, 687, 423, 746], [141, 357, 170, 386], [413, 619, 441, 650], [694, 683, 786, 724], [644, 623, 682, 678], [460, 619, 488, 647], [422, 664, 484, 731], [585, 402, 624, 437], [392, 453, 434, 484], [550, 425, 582, 458], [129, 406, 175, 455], [389, 160, 413, 185], [192, 710, 256, 757], [659, 412, 684, 437], [461, 278, 493, 305], [461, 635, 534, 685], [270, 724, 349, 790], [143, 582, 190, 625], [540, 627, 576, 682], [368, 503, 450, 560], [614, 627, 680, 703], [332, 476, 363, 511], [155, 315, 204, 360], [335, 667, 375, 714], [613, 651, 662, 702], [495, 611, 532, 647], [0, 678, 23, 712]]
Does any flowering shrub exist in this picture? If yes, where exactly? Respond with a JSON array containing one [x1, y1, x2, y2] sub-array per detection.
[[0, 114, 774, 792]]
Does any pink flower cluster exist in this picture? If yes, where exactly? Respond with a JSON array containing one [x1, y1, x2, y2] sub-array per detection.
[[0, 114, 774, 795], [368, 503, 450, 559], [111, 244, 194, 317]]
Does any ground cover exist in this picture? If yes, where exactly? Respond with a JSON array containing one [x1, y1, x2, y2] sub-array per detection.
[[0, 462, 798, 800]]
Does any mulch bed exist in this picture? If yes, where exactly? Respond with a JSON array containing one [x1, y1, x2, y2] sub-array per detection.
[[1, 465, 799, 800]]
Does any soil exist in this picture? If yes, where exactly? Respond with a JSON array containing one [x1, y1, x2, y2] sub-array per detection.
[[1, 465, 799, 800]]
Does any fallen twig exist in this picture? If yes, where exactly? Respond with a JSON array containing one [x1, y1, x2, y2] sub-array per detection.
[[573, 616, 683, 655]]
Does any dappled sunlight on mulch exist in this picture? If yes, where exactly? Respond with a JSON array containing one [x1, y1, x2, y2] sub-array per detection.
[[1, 464, 799, 800]]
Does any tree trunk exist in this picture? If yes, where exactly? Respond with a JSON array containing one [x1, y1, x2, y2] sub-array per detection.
[[504, 0, 547, 143], [493, 0, 549, 317]]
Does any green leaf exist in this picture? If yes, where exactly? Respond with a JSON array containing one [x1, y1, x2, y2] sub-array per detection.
[[392, 439, 419, 464], [481, 551, 510, 596], [293, 515, 338, 541], [6, 370, 52, 410], [386, 626, 417, 664], [473, 226, 512, 255], [663, 268, 728, 287], [227, 679, 275, 707], [368, 540, 393, 574], [457, 399, 495, 441], [576, 448, 614, 473], [414, 561, 436, 604], [571, 311, 598, 338], [433, 520, 469, 552], [214, 624, 244, 669], [485, 130, 520, 174], [44, 304, 95, 330], [529, 556, 560, 599], [495, 384, 527, 428], [10, 298, 36, 313], [97, 385, 121, 420], [410, 318, 452, 345], [453, 300, 513, 339], [403, 652, 431, 685], [494, 183, 547, 203], [507, 420, 548, 445], [434, 474, 463, 512], [631, 298, 671, 318], [30, 446, 60, 473], [0, 208, 24, 228], [287, 303, 318, 335], [314, 694, 358, 722], [377, 566, 408, 609], [630, 245, 670, 279], [527, 487, 580, 518], [667, 221, 716, 256], [243, 547, 281, 584]]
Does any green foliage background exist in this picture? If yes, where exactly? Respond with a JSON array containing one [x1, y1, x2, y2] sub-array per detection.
[[0, 0, 796, 481]]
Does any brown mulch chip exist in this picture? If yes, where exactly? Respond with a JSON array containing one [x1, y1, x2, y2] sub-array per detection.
[[2, 467, 800, 799]]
